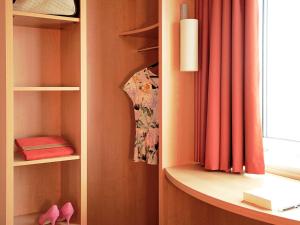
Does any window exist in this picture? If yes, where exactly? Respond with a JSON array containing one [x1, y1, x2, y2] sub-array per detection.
[[260, 0, 300, 176]]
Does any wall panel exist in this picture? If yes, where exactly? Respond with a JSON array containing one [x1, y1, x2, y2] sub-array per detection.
[[87, 1, 159, 225]]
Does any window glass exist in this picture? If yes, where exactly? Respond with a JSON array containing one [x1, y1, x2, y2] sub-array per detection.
[[264, 0, 300, 141]]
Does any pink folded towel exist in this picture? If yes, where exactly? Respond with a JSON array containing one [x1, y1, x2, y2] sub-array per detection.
[[15, 136, 75, 161]]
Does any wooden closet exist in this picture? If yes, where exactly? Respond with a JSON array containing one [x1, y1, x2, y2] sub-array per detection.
[[0, 1, 87, 224]]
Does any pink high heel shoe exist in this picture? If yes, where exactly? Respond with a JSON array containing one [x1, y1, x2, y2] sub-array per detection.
[[38, 205, 60, 225], [57, 202, 75, 225]]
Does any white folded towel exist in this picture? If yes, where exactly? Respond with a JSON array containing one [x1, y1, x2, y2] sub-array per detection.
[[13, 0, 76, 16]]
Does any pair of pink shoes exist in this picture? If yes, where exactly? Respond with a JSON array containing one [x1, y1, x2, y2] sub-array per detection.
[[38, 202, 74, 225]]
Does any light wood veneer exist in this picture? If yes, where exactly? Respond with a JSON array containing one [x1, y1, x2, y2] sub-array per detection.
[[87, 0, 159, 225], [13, 10, 79, 29], [14, 154, 80, 167], [159, 0, 195, 225], [1, 1, 87, 224], [14, 87, 80, 91], [0, 0, 8, 223], [120, 23, 159, 37], [164, 176, 271, 225], [137, 46, 159, 52], [166, 164, 300, 225], [14, 213, 79, 225]]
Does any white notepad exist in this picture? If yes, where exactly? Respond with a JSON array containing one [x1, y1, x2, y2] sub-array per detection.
[[244, 186, 300, 211]]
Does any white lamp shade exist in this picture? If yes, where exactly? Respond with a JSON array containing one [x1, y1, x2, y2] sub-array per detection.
[[180, 19, 199, 72]]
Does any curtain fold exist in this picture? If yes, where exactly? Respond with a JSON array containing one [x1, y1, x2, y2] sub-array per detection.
[[195, 0, 265, 174]]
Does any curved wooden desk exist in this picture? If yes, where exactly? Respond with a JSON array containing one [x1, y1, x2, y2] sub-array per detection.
[[165, 164, 300, 225]]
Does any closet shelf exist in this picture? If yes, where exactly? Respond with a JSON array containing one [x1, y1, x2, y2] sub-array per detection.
[[137, 46, 159, 52], [14, 154, 80, 167], [14, 87, 80, 92], [119, 23, 158, 38], [15, 213, 80, 225], [13, 10, 80, 29]]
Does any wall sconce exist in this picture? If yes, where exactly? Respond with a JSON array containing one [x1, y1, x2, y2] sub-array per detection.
[[180, 3, 199, 72]]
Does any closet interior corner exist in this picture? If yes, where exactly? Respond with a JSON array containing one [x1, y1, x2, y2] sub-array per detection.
[[87, 0, 159, 224]]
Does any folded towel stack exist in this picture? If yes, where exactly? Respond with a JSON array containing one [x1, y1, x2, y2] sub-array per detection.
[[13, 0, 77, 16], [15, 136, 75, 161]]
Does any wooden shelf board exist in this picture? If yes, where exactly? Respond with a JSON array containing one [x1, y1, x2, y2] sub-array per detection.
[[14, 154, 80, 167], [119, 23, 158, 37], [13, 10, 79, 29], [14, 87, 80, 92], [15, 213, 79, 225], [137, 46, 159, 52], [165, 164, 300, 225]]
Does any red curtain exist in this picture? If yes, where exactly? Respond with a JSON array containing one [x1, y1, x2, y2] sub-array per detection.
[[195, 0, 265, 174]]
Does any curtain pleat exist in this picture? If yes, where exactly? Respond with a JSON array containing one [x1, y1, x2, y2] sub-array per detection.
[[205, 0, 222, 170], [244, 0, 265, 173], [220, 0, 231, 171]]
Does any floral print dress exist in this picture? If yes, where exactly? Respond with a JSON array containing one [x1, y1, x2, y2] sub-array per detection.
[[123, 68, 159, 165]]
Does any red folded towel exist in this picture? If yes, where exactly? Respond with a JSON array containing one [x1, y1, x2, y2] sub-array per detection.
[[15, 136, 75, 161]]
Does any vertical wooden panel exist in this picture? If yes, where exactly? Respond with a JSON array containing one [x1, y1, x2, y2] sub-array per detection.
[[159, 1, 195, 225], [0, 0, 7, 223], [79, 1, 87, 223], [87, 1, 158, 225], [160, 0, 195, 170], [5, 0, 14, 224]]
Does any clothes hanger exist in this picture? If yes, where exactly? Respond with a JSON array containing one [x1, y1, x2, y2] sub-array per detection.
[[148, 62, 158, 69], [148, 62, 159, 78]]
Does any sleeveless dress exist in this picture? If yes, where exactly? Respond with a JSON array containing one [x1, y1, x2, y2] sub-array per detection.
[[123, 68, 159, 165]]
